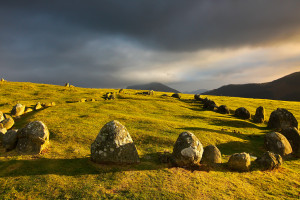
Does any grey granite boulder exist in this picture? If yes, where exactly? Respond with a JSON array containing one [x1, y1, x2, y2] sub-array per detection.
[[235, 107, 251, 119], [256, 151, 282, 170], [2, 129, 18, 151], [264, 132, 292, 157], [17, 121, 50, 154], [268, 108, 298, 130], [228, 152, 251, 171], [11, 103, 25, 116], [280, 127, 300, 154], [201, 145, 222, 165], [172, 131, 203, 167], [91, 120, 140, 164], [253, 106, 265, 123], [0, 118, 14, 130]]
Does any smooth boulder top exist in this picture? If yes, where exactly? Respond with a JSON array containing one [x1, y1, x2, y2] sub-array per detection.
[[11, 103, 25, 117], [228, 152, 251, 172], [172, 131, 203, 167], [268, 108, 298, 130], [91, 120, 140, 164], [17, 121, 50, 154], [201, 145, 222, 165], [264, 132, 292, 157], [234, 107, 251, 120]]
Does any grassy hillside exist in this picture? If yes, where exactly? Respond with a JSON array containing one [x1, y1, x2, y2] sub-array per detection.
[[0, 81, 299, 199]]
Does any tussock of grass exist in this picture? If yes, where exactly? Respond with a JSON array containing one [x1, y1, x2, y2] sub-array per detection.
[[0, 81, 299, 199]]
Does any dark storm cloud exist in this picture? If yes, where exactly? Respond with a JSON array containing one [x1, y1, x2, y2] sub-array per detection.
[[1, 0, 300, 89]]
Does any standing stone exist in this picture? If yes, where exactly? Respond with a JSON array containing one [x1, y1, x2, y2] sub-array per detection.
[[0, 128, 7, 143], [217, 105, 230, 114], [203, 100, 218, 111], [172, 132, 203, 167], [11, 103, 25, 116], [0, 118, 14, 129], [235, 107, 251, 119], [34, 102, 42, 110], [24, 107, 33, 113], [1, 78, 5, 82], [17, 121, 50, 154], [264, 132, 292, 157], [65, 83, 70, 87], [91, 120, 140, 164], [228, 152, 251, 171], [256, 151, 282, 170], [268, 108, 298, 130], [194, 94, 202, 101], [280, 127, 300, 154], [201, 145, 222, 165], [253, 106, 265, 123], [171, 93, 181, 99], [0, 111, 4, 122], [2, 129, 18, 151], [119, 89, 124, 94], [148, 90, 154, 96]]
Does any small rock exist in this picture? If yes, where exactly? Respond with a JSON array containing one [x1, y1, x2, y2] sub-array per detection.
[[203, 100, 218, 111], [194, 94, 202, 101], [217, 105, 230, 114], [90, 99, 96, 102], [0, 111, 4, 122], [268, 108, 298, 130], [1, 78, 5, 82], [17, 121, 50, 154], [228, 152, 251, 171], [65, 83, 70, 87], [80, 98, 87, 102], [34, 102, 42, 110], [201, 145, 222, 165], [253, 106, 265, 123], [171, 93, 181, 99], [234, 107, 251, 119], [119, 89, 124, 93], [264, 132, 292, 157], [2, 129, 18, 151], [172, 131, 203, 167], [11, 103, 25, 116], [43, 102, 56, 107], [256, 151, 282, 170], [0, 118, 15, 129], [24, 107, 33, 113]]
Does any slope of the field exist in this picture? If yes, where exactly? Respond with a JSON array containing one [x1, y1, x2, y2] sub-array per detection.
[[0, 82, 299, 199]]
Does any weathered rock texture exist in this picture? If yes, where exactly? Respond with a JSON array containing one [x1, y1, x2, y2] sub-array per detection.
[[228, 152, 251, 171], [11, 103, 25, 116], [172, 131, 203, 167], [234, 107, 251, 119], [256, 151, 282, 170], [0, 118, 14, 129], [217, 105, 230, 114], [17, 121, 50, 154], [253, 106, 265, 123], [91, 120, 140, 164], [264, 132, 292, 156], [280, 127, 300, 154], [2, 129, 18, 151], [268, 108, 298, 130], [201, 145, 222, 165]]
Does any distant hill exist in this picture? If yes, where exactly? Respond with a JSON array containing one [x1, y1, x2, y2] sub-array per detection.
[[126, 82, 180, 93], [184, 89, 208, 94], [203, 71, 300, 101]]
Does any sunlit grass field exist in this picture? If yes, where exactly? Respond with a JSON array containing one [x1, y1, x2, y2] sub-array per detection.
[[0, 81, 299, 199]]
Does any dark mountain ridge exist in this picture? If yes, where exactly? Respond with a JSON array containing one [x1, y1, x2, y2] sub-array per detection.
[[126, 82, 180, 93], [203, 72, 300, 101]]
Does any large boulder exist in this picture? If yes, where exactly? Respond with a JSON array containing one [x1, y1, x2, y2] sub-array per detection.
[[253, 106, 265, 123], [11, 103, 25, 116], [267, 108, 298, 130], [234, 107, 251, 119], [0, 128, 7, 143], [17, 121, 50, 154], [280, 127, 300, 154], [217, 105, 230, 114], [172, 131, 203, 167], [2, 129, 18, 151], [228, 152, 251, 171], [201, 145, 222, 165], [171, 93, 181, 99], [0, 111, 4, 122], [91, 120, 140, 164], [264, 132, 292, 157], [203, 100, 218, 111], [0, 118, 14, 129], [256, 151, 282, 170]]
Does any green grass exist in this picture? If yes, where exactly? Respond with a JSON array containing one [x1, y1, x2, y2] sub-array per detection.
[[0, 81, 299, 199]]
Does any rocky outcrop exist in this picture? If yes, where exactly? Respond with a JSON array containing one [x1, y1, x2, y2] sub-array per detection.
[[268, 108, 298, 130], [172, 132, 203, 167], [91, 120, 140, 164], [253, 106, 265, 123], [17, 121, 50, 154], [264, 132, 292, 157], [228, 152, 251, 171], [256, 151, 282, 170], [234, 107, 251, 119], [201, 145, 222, 165]]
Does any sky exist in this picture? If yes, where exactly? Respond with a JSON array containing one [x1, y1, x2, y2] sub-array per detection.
[[1, 0, 300, 92]]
